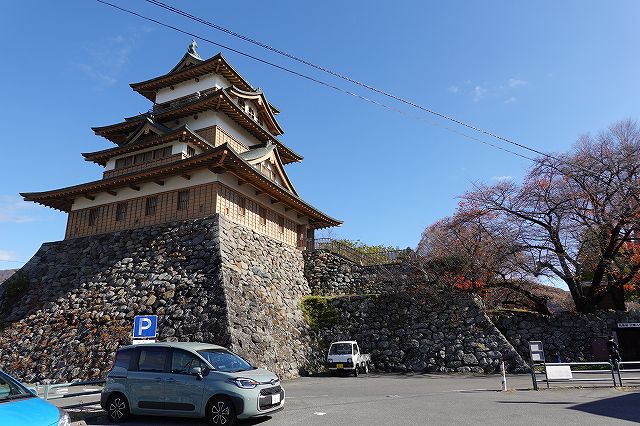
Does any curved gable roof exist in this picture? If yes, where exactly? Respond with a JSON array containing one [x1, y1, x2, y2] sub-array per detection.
[[227, 86, 284, 135], [130, 53, 254, 101], [92, 89, 303, 164]]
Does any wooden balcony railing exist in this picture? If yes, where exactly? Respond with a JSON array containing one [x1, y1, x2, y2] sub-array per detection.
[[153, 87, 218, 113]]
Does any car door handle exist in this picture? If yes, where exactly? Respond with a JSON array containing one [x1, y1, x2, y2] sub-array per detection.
[[165, 378, 176, 383]]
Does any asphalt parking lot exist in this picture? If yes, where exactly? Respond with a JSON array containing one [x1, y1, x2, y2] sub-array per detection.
[[59, 373, 640, 426]]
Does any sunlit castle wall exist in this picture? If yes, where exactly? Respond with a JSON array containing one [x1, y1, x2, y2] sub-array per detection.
[[181, 110, 263, 148], [155, 73, 230, 104]]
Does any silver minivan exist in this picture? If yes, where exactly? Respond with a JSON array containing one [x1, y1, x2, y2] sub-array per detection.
[[100, 342, 284, 425]]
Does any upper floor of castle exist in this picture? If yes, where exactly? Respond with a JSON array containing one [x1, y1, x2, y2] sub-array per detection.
[[21, 41, 341, 247]]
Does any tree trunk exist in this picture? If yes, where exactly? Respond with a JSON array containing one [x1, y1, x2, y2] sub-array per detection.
[[608, 274, 627, 311]]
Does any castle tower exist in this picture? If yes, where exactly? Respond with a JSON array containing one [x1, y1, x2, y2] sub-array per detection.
[[21, 42, 341, 247]]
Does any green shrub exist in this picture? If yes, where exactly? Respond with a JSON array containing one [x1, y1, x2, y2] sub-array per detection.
[[300, 296, 341, 329], [2, 271, 30, 306]]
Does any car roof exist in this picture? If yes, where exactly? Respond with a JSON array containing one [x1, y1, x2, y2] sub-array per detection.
[[118, 341, 228, 352]]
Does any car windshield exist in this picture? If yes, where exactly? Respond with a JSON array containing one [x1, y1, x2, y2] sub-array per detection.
[[329, 343, 353, 355], [0, 371, 33, 403], [197, 349, 254, 373]]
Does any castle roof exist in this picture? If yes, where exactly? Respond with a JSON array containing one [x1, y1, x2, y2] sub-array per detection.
[[21, 144, 341, 229], [91, 88, 301, 164], [130, 51, 277, 114], [82, 125, 212, 166]]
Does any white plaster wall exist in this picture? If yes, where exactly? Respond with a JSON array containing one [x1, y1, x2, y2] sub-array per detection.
[[71, 169, 219, 210], [156, 73, 230, 104], [179, 110, 262, 147]]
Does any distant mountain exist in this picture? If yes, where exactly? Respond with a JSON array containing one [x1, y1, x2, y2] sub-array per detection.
[[0, 270, 17, 284]]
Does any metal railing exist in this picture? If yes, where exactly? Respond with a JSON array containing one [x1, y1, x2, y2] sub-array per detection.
[[617, 361, 640, 386], [532, 362, 617, 389], [307, 238, 409, 266], [34, 379, 105, 409]]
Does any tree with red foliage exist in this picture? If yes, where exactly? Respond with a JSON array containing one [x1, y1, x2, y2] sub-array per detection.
[[459, 120, 640, 312], [416, 208, 551, 313]]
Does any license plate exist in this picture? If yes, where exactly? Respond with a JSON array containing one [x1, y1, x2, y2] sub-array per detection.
[[337, 363, 344, 369], [271, 393, 281, 404]]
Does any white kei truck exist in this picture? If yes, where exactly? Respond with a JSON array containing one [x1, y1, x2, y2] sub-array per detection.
[[326, 341, 372, 377]]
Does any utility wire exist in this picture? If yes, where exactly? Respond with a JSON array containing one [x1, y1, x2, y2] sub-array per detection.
[[144, 0, 550, 159], [94, 0, 534, 161], [95, 0, 640, 194]]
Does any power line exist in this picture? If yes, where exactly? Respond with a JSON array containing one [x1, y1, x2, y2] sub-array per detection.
[[94, 0, 640, 194], [143, 0, 550, 159], [94, 0, 535, 161]]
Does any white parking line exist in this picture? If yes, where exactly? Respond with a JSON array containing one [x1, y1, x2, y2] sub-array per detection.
[[287, 395, 329, 399]]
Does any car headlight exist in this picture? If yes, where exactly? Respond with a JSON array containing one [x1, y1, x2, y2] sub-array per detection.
[[228, 377, 259, 389], [57, 408, 71, 426]]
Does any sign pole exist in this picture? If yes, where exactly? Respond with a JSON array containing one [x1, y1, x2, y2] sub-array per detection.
[[500, 361, 508, 391]]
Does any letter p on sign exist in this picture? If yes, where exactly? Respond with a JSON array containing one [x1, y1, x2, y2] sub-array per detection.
[[133, 315, 157, 338]]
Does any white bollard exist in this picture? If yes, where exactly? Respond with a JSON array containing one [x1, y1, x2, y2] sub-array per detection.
[[500, 361, 508, 391]]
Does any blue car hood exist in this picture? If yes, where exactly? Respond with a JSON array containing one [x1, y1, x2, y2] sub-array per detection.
[[0, 397, 59, 426]]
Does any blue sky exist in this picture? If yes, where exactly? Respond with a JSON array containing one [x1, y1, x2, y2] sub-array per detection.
[[1, 0, 639, 268]]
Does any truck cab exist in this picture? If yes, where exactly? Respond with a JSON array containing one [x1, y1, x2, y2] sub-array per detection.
[[326, 341, 371, 377]]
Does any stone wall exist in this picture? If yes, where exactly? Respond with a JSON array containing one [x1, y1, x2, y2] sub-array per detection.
[[218, 216, 312, 379], [0, 214, 309, 382], [0, 216, 229, 383], [492, 310, 640, 363], [303, 250, 409, 296], [6, 212, 603, 383], [304, 294, 528, 374]]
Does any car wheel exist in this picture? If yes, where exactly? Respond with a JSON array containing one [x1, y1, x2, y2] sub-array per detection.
[[207, 396, 236, 426], [106, 393, 130, 423]]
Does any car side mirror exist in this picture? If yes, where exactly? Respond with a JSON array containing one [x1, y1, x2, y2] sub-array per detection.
[[190, 366, 203, 380]]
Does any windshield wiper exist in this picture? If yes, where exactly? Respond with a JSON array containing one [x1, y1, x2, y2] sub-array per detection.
[[0, 394, 34, 403]]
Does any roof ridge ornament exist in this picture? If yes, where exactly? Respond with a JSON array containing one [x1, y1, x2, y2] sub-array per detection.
[[188, 39, 202, 59]]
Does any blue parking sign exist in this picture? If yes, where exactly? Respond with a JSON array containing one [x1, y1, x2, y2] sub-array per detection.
[[133, 315, 157, 338]]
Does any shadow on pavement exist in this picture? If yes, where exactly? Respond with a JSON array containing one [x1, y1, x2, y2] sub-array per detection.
[[498, 401, 576, 405], [568, 392, 640, 423], [85, 414, 272, 425]]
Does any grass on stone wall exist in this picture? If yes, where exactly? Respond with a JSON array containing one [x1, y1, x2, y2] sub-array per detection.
[[2, 272, 30, 306], [300, 296, 342, 329]]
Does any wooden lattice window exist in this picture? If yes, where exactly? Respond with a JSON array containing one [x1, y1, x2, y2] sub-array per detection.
[[239, 197, 246, 216], [145, 196, 158, 216], [278, 215, 285, 233], [153, 146, 172, 159], [115, 202, 128, 221], [88, 208, 99, 226], [177, 190, 189, 211], [259, 206, 266, 225]]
